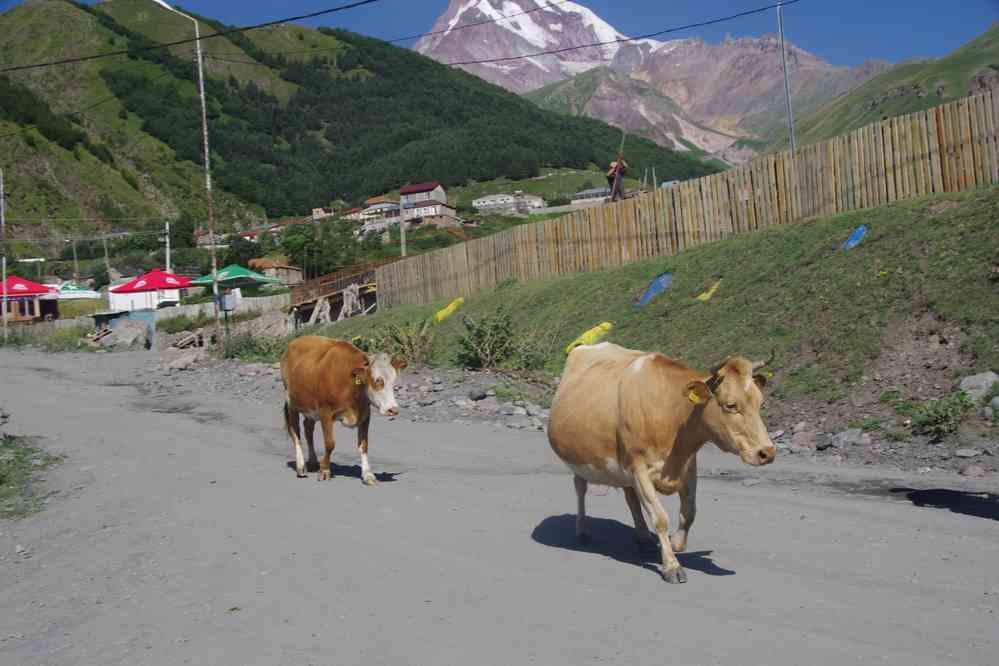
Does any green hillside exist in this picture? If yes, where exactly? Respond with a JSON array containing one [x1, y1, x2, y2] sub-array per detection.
[[769, 22, 999, 150], [0, 0, 720, 252]]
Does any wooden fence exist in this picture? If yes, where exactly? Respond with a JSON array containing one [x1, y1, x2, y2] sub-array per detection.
[[376, 90, 999, 308]]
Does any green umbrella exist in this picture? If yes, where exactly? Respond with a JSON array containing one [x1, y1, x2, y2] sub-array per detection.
[[191, 264, 282, 289]]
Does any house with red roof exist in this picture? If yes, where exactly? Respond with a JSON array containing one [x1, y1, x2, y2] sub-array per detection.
[[399, 181, 447, 208]]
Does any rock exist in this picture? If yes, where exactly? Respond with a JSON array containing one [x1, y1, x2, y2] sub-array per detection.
[[512, 406, 528, 416], [431, 377, 443, 385], [769, 430, 785, 440], [530, 417, 545, 431], [991, 396, 999, 411], [793, 421, 809, 433], [417, 398, 437, 407], [983, 407, 995, 420], [525, 404, 544, 417], [476, 397, 501, 413], [955, 372, 999, 403], [513, 400, 526, 407], [100, 320, 150, 351], [742, 478, 762, 487], [14, 544, 25, 555], [468, 389, 487, 402], [829, 429, 872, 449], [486, 389, 496, 397], [959, 464, 987, 478], [237, 366, 258, 377], [789, 430, 817, 453], [501, 405, 516, 416], [954, 448, 981, 459]]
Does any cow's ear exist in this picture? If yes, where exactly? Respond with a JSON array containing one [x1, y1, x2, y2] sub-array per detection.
[[391, 355, 408, 371], [351, 366, 366, 386], [753, 373, 768, 389], [684, 381, 712, 405]]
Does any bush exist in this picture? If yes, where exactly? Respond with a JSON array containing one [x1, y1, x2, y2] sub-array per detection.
[[456, 309, 515, 369], [39, 326, 94, 353], [157, 313, 213, 334], [222, 333, 287, 362], [910, 391, 974, 440]]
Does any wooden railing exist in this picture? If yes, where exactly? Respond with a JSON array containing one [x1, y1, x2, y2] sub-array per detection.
[[290, 258, 398, 307], [376, 90, 998, 308]]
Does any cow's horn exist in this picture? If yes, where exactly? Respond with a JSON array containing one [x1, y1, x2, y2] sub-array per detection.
[[708, 357, 730, 376], [751, 349, 776, 373]]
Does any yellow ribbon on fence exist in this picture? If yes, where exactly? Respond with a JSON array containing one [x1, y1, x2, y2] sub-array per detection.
[[433, 297, 465, 324], [565, 322, 614, 354]]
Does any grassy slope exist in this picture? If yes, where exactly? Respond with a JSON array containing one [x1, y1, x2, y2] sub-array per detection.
[[0, 0, 265, 241], [769, 22, 999, 150], [320, 186, 999, 405]]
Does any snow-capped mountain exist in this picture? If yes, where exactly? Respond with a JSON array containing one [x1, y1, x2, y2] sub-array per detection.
[[415, 0, 660, 93]]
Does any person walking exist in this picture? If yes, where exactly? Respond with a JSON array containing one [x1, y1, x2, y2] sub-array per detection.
[[606, 152, 629, 202]]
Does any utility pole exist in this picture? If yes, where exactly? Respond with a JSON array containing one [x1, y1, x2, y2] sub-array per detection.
[[70, 239, 79, 282], [777, 1, 797, 151], [165, 220, 171, 274], [154, 1, 223, 347], [1, 168, 8, 344], [652, 166, 657, 191], [399, 195, 407, 258], [102, 236, 111, 276]]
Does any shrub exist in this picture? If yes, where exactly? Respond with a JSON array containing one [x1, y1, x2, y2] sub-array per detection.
[[222, 333, 287, 362], [375, 318, 436, 366], [456, 308, 515, 369], [157, 313, 213, 334], [910, 391, 973, 440], [39, 326, 93, 353]]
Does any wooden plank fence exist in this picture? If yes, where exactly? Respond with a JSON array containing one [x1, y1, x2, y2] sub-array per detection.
[[376, 90, 999, 309]]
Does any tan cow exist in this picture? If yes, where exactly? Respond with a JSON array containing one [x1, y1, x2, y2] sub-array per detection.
[[280, 335, 406, 484], [547, 342, 776, 583]]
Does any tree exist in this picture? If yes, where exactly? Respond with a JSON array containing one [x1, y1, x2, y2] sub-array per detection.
[[223, 236, 264, 267], [91, 265, 110, 291]]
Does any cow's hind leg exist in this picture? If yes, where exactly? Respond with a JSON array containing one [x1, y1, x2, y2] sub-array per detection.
[[633, 465, 686, 584], [303, 418, 320, 473], [317, 410, 336, 481], [284, 402, 307, 479], [574, 475, 590, 545], [357, 415, 377, 486], [624, 487, 658, 553], [670, 459, 697, 553]]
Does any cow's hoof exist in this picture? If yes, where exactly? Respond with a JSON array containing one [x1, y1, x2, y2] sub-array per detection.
[[306, 459, 320, 473], [662, 567, 688, 584], [362, 474, 378, 486], [577, 533, 591, 546], [318, 469, 333, 481], [296, 469, 308, 479]]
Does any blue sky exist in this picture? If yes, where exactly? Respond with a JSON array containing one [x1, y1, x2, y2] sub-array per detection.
[[3, 0, 997, 66]]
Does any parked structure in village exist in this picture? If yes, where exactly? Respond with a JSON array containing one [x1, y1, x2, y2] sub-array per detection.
[[472, 191, 545, 215], [570, 187, 611, 206], [248, 258, 304, 286]]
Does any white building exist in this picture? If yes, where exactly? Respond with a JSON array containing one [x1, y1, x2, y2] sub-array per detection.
[[399, 181, 447, 206], [473, 191, 544, 215]]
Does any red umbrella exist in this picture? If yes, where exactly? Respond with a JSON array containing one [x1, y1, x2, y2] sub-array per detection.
[[110, 269, 192, 294], [1, 275, 54, 298]]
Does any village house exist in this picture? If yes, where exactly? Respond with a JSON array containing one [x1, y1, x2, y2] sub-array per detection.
[[399, 181, 447, 207], [404, 200, 460, 227], [247, 258, 304, 286], [570, 186, 611, 206], [312, 207, 335, 222]]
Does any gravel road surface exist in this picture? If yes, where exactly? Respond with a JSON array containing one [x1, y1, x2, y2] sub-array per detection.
[[1, 350, 996, 665]]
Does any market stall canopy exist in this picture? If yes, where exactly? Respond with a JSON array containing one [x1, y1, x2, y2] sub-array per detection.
[[192, 264, 282, 289], [110, 269, 192, 294], [1, 275, 57, 298], [51, 282, 103, 300]]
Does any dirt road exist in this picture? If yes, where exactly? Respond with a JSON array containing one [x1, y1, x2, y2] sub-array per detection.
[[1, 350, 997, 665]]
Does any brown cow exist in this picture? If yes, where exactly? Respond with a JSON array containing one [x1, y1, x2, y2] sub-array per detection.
[[547, 342, 776, 583], [280, 336, 406, 484]]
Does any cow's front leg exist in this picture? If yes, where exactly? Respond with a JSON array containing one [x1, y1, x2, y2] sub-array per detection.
[[303, 417, 320, 473], [670, 458, 697, 553], [574, 475, 590, 545], [357, 416, 376, 486], [284, 403, 307, 478], [623, 487, 658, 553], [633, 464, 686, 584], [318, 411, 336, 481]]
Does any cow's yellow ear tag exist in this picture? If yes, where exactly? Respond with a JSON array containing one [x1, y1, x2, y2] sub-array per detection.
[[353, 375, 364, 386], [687, 390, 703, 405]]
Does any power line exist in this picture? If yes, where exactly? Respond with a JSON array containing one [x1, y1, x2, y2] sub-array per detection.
[[445, 0, 804, 66], [0, 0, 388, 74]]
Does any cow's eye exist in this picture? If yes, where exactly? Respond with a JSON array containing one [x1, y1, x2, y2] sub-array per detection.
[[375, 378, 384, 390], [724, 402, 739, 413]]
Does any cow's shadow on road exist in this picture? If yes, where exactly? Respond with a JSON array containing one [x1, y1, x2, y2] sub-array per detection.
[[285, 461, 401, 483], [890, 488, 999, 521], [532, 514, 736, 578]]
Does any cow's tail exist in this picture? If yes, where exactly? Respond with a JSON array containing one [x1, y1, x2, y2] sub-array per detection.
[[283, 401, 297, 440]]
